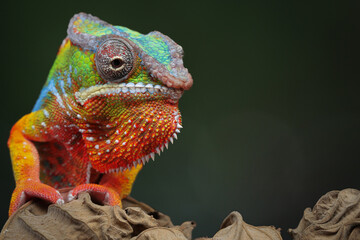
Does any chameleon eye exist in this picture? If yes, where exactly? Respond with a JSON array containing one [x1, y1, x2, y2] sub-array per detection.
[[95, 38, 134, 82]]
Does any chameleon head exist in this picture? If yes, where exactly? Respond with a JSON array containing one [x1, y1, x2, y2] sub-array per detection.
[[60, 13, 192, 172]]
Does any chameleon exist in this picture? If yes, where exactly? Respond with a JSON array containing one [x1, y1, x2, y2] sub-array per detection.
[[7, 13, 193, 216]]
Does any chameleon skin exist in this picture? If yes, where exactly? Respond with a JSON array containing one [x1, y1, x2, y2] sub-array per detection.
[[8, 13, 193, 216]]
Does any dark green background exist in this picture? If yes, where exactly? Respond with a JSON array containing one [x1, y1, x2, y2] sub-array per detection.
[[1, 1, 360, 239]]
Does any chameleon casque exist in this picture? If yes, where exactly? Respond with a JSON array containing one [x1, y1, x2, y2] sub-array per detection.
[[8, 13, 193, 216]]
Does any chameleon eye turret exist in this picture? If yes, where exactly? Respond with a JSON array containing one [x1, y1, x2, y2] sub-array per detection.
[[95, 38, 134, 82]]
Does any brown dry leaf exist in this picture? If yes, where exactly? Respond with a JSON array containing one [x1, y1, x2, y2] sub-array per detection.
[[0, 193, 183, 240], [195, 212, 282, 240], [289, 188, 360, 240], [210, 211, 282, 240], [132, 227, 189, 240], [0, 192, 282, 240]]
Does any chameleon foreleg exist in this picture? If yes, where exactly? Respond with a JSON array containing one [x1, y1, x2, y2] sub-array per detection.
[[8, 111, 63, 215]]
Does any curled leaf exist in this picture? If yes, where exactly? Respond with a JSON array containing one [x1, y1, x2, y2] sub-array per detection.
[[289, 188, 360, 240], [196, 211, 282, 240]]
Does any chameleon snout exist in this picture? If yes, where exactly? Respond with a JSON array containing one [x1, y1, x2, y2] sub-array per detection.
[[160, 72, 193, 91]]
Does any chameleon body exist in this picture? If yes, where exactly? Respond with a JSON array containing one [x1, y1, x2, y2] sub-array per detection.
[[8, 13, 192, 216]]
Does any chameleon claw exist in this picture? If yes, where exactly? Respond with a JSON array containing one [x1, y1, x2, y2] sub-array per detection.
[[56, 199, 65, 205], [67, 190, 75, 202]]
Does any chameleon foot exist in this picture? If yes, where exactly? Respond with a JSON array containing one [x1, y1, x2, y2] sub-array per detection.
[[9, 179, 64, 216], [67, 184, 122, 206]]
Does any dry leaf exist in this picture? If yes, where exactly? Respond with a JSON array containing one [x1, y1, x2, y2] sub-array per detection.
[[289, 188, 360, 240]]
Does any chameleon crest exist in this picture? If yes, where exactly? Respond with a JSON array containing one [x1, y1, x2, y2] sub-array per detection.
[[8, 13, 192, 216]]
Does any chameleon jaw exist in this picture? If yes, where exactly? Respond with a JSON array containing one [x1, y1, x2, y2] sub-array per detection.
[[95, 120, 183, 174], [75, 82, 183, 105]]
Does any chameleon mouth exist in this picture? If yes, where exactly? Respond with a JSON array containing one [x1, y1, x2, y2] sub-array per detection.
[[75, 82, 183, 105], [97, 119, 182, 174]]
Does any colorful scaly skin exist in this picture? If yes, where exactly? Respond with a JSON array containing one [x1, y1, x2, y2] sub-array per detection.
[[8, 13, 193, 216]]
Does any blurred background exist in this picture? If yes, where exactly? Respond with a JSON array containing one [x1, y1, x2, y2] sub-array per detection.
[[1, 1, 360, 239]]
